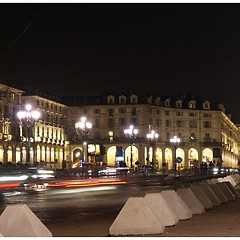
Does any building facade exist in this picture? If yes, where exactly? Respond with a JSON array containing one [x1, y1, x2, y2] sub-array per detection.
[[65, 93, 239, 170], [0, 83, 239, 171]]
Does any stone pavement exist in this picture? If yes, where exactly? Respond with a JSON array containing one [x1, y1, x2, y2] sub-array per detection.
[[46, 185, 240, 237]]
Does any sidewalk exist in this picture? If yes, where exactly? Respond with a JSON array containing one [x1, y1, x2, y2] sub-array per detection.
[[46, 184, 240, 237]]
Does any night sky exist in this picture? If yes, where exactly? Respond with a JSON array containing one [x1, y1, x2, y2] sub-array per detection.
[[1, 3, 240, 122]]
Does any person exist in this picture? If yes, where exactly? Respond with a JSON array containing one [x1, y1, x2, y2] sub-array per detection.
[[204, 162, 208, 174]]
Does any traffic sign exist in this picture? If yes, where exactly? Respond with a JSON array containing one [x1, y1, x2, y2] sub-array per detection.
[[176, 157, 182, 163]]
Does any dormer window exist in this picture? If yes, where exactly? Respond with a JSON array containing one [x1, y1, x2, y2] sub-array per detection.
[[176, 100, 183, 108], [155, 97, 161, 105], [189, 100, 196, 109], [130, 94, 138, 104], [203, 101, 210, 109], [107, 95, 115, 104], [164, 99, 170, 107], [119, 95, 126, 104]]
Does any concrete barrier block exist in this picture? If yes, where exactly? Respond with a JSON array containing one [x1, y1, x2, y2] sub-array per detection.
[[161, 190, 192, 220], [217, 177, 224, 182], [234, 174, 240, 183], [190, 186, 213, 210], [205, 179, 214, 185], [176, 188, 205, 214], [223, 176, 237, 186], [200, 184, 221, 206], [0, 204, 52, 237], [216, 182, 235, 201], [109, 197, 165, 236], [231, 174, 240, 184], [208, 184, 228, 204], [224, 181, 240, 199], [211, 178, 219, 184], [144, 193, 179, 226]]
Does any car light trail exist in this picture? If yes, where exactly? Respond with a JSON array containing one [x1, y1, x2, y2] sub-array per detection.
[[47, 180, 127, 188], [0, 183, 21, 188]]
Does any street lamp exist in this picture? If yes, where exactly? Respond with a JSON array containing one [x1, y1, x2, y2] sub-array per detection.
[[75, 116, 92, 165], [124, 125, 138, 169], [146, 130, 159, 168], [170, 135, 181, 175], [17, 104, 41, 165]]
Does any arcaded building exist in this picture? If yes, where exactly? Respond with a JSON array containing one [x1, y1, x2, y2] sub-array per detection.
[[0, 82, 239, 171], [64, 93, 239, 170]]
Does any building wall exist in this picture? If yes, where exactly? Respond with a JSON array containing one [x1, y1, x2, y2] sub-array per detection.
[[0, 83, 238, 170]]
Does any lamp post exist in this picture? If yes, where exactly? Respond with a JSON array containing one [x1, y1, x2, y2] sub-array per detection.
[[170, 135, 181, 176], [124, 125, 138, 169], [146, 130, 159, 169], [17, 104, 41, 165], [75, 116, 92, 166]]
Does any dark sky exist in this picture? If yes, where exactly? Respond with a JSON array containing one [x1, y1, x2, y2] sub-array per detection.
[[1, 3, 240, 122]]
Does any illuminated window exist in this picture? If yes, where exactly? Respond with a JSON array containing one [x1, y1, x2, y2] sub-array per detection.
[[189, 100, 196, 109]]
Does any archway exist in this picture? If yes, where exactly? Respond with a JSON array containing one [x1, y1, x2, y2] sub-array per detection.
[[188, 148, 198, 168], [202, 148, 213, 164], [155, 147, 162, 169], [7, 146, 12, 163], [72, 147, 82, 168], [107, 146, 117, 166], [16, 146, 21, 163], [165, 148, 172, 170], [125, 145, 138, 168], [0, 145, 3, 163], [176, 148, 185, 169]]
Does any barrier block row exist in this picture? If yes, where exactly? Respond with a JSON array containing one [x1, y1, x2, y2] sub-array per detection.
[[109, 173, 240, 236]]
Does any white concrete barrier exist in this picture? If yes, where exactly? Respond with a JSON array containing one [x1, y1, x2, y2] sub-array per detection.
[[0, 204, 52, 237], [109, 197, 165, 236], [205, 179, 214, 185], [200, 184, 221, 206], [217, 177, 224, 183], [224, 181, 240, 199], [208, 184, 228, 204], [176, 188, 205, 214], [233, 174, 240, 184], [223, 176, 237, 186], [231, 174, 239, 184], [144, 193, 179, 226], [211, 178, 219, 184], [190, 186, 213, 210], [216, 182, 235, 201], [161, 190, 192, 220]]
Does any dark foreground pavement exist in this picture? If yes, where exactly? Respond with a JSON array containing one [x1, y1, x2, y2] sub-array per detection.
[[45, 185, 240, 237]]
